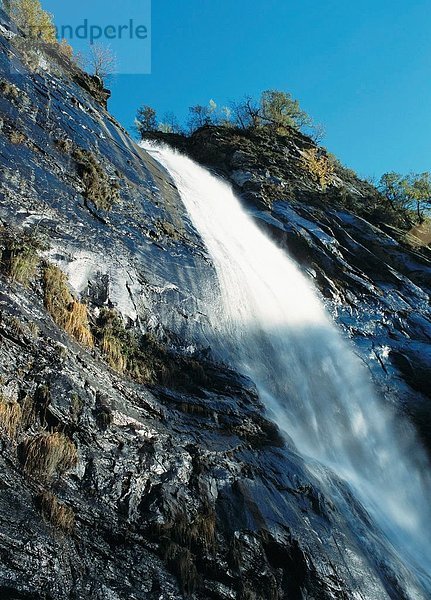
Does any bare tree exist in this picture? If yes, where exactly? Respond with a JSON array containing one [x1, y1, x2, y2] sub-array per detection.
[[231, 96, 262, 129], [159, 111, 182, 134], [187, 104, 215, 133], [310, 123, 326, 144], [87, 43, 117, 81]]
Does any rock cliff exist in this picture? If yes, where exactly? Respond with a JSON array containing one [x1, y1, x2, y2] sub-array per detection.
[[0, 9, 430, 600]]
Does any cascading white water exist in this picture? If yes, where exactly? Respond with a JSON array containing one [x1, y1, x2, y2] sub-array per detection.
[[145, 142, 431, 591]]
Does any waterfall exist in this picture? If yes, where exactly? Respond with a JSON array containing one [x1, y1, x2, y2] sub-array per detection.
[[145, 142, 431, 593]]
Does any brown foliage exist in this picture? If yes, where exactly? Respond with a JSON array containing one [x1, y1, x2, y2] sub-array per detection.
[[43, 264, 94, 347], [21, 431, 78, 481], [38, 491, 75, 532], [300, 148, 335, 191]]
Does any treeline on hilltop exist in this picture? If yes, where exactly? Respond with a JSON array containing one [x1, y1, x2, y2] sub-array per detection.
[[135, 92, 431, 228], [135, 90, 324, 141]]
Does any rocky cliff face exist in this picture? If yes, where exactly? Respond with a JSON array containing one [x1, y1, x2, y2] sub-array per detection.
[[0, 9, 430, 600]]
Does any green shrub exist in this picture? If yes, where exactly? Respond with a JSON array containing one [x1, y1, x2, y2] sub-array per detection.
[[8, 0, 56, 42], [260, 89, 312, 132], [58, 38, 74, 59], [379, 171, 431, 224], [135, 105, 158, 135]]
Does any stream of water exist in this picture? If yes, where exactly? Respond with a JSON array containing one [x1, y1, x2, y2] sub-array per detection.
[[146, 142, 431, 595]]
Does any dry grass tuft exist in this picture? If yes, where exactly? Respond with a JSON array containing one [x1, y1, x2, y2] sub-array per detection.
[[38, 491, 75, 533], [164, 542, 198, 595], [100, 332, 127, 372], [73, 148, 120, 211], [43, 264, 93, 347], [65, 301, 94, 347], [9, 130, 26, 145], [179, 402, 213, 418], [0, 80, 20, 100], [93, 309, 211, 391], [22, 431, 78, 481], [70, 393, 83, 422], [0, 228, 40, 286], [0, 398, 22, 438], [54, 137, 73, 154], [164, 510, 216, 553], [95, 308, 156, 381], [155, 220, 181, 241], [300, 148, 335, 191], [9, 316, 26, 336], [192, 511, 216, 551], [9, 251, 39, 284], [20, 394, 35, 429], [43, 264, 74, 323], [239, 586, 265, 600], [28, 321, 40, 337]]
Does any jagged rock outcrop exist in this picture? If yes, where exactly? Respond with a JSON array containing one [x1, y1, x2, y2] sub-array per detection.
[[0, 8, 430, 600]]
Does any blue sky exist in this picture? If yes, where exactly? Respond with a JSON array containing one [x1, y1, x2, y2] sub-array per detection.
[[44, 0, 431, 178]]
